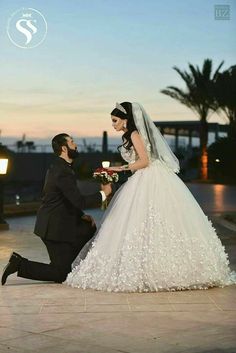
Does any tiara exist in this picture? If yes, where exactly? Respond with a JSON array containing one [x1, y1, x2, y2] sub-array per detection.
[[116, 102, 126, 114]]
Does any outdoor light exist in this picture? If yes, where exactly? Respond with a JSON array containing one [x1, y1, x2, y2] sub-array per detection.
[[215, 158, 220, 163], [0, 158, 8, 174], [102, 161, 110, 168], [15, 194, 20, 206]]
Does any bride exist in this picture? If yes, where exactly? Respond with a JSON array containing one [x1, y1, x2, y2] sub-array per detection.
[[66, 102, 236, 292]]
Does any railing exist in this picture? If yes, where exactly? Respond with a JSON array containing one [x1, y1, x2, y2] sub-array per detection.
[[6, 139, 188, 154], [6, 144, 120, 153]]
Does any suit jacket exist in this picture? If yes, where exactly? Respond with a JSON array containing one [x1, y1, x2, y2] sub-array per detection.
[[34, 157, 102, 243]]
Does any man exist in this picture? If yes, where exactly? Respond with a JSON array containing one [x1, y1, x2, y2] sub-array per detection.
[[1, 133, 111, 285]]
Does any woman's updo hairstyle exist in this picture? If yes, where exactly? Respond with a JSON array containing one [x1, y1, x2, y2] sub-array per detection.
[[111, 102, 137, 151]]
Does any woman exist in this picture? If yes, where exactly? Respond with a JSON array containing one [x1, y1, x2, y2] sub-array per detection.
[[66, 102, 236, 292]]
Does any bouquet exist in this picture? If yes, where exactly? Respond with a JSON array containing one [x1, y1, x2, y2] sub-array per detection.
[[93, 168, 119, 184], [93, 168, 119, 209]]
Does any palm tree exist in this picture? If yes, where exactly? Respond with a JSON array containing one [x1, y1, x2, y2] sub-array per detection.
[[214, 65, 236, 139], [160, 59, 224, 180]]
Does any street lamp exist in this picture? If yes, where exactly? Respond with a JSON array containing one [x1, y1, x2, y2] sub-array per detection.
[[0, 159, 8, 174], [0, 144, 9, 230]]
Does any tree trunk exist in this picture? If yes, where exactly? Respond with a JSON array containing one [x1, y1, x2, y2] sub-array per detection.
[[199, 118, 208, 180]]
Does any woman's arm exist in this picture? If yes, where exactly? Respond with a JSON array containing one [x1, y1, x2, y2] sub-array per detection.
[[124, 131, 149, 172]]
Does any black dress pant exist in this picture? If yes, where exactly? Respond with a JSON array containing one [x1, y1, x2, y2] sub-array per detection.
[[18, 222, 96, 283]]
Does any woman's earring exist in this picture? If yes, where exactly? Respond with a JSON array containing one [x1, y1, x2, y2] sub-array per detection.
[[123, 122, 127, 129]]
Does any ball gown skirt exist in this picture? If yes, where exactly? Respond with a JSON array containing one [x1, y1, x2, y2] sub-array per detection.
[[66, 160, 236, 292]]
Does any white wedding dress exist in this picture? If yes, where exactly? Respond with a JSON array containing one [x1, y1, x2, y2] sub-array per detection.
[[66, 144, 236, 292]]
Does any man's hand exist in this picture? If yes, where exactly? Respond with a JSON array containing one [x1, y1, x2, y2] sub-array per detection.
[[101, 183, 112, 197], [81, 214, 96, 227]]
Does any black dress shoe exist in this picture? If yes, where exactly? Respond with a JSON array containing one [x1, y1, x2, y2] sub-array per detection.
[[1, 252, 22, 285]]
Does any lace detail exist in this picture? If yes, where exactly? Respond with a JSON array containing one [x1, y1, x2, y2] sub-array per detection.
[[120, 146, 137, 164], [120, 140, 157, 165]]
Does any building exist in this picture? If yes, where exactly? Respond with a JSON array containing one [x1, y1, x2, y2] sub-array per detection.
[[154, 121, 229, 152]]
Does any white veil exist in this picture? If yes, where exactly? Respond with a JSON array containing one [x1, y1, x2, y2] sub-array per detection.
[[131, 102, 180, 174]]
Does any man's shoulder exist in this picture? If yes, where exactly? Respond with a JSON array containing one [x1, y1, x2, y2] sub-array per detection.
[[48, 157, 66, 174], [49, 157, 74, 177]]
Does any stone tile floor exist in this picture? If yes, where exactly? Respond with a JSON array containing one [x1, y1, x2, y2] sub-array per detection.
[[0, 212, 236, 353]]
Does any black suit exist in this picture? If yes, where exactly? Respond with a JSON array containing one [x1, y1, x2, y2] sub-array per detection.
[[18, 157, 102, 283]]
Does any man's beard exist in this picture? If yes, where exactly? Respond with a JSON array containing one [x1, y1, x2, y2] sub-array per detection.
[[67, 147, 79, 160]]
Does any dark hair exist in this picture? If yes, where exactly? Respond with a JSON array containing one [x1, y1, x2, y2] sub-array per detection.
[[52, 133, 70, 156], [111, 102, 137, 151]]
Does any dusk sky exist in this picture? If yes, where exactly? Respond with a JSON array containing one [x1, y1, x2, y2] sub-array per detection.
[[0, 0, 235, 144]]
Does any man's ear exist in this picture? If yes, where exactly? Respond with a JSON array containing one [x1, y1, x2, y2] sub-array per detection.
[[61, 145, 67, 153]]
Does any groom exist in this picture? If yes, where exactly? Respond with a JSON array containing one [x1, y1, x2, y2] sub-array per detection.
[[1, 133, 111, 285]]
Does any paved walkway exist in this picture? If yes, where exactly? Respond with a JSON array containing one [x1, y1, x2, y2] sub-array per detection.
[[0, 210, 236, 353], [186, 183, 236, 213]]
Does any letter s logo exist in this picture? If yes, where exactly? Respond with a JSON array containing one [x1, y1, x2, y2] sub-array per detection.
[[16, 19, 37, 45]]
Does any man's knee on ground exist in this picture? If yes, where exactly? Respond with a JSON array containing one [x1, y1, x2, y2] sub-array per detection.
[[54, 268, 70, 283]]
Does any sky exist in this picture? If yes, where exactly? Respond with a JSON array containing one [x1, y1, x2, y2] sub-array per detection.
[[0, 0, 235, 144]]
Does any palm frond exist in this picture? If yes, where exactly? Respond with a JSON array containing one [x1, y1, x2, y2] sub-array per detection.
[[212, 60, 224, 80], [202, 59, 212, 79]]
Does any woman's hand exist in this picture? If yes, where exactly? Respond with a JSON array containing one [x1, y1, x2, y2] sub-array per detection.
[[106, 166, 124, 172]]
